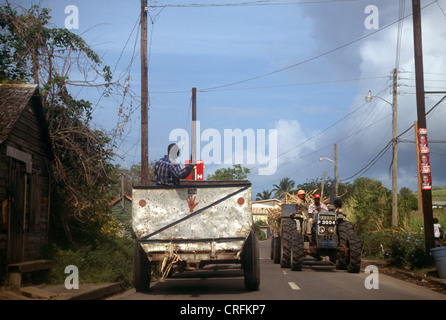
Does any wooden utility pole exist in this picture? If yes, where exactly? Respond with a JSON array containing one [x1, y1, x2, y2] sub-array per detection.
[[191, 88, 197, 180], [414, 121, 423, 214], [140, 0, 149, 185], [412, 0, 435, 257], [391, 68, 398, 227], [334, 144, 338, 198], [321, 171, 326, 199], [192, 88, 197, 164]]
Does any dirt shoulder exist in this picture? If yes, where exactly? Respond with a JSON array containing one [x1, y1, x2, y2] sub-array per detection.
[[361, 259, 446, 295]]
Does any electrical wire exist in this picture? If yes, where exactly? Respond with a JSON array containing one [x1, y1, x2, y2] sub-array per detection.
[[147, 0, 356, 9]]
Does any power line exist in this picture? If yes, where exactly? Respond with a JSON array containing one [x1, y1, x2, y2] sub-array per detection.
[[344, 94, 446, 181], [245, 86, 388, 175], [147, 0, 356, 9], [248, 91, 446, 189]]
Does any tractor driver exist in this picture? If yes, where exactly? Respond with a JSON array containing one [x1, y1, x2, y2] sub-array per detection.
[[306, 194, 328, 235]]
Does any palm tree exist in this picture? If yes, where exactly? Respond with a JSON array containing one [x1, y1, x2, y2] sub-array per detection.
[[272, 177, 295, 199], [256, 189, 273, 201]]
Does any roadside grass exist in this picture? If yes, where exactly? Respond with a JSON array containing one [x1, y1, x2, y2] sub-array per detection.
[[40, 235, 134, 288]]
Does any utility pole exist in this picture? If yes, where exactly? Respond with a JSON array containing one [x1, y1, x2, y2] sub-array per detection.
[[121, 173, 125, 210], [391, 68, 398, 227], [334, 144, 338, 198], [412, 0, 435, 258], [321, 171, 326, 199], [191, 88, 197, 180], [414, 121, 423, 214], [140, 0, 149, 185]]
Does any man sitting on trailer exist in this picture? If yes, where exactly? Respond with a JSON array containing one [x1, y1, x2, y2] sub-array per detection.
[[155, 143, 194, 186]]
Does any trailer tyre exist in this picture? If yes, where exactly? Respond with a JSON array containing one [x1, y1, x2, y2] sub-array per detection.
[[337, 221, 361, 273], [242, 229, 260, 291], [133, 240, 151, 292]]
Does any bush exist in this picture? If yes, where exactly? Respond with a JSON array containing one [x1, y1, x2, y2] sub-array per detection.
[[360, 230, 390, 259], [380, 231, 428, 270], [254, 220, 267, 241], [41, 235, 133, 288], [384, 235, 406, 267]]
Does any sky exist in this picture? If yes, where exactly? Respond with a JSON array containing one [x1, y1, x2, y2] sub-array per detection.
[[10, 0, 446, 196]]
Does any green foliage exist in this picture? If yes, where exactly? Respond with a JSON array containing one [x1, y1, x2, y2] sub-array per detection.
[[398, 187, 419, 227], [360, 230, 428, 270], [0, 3, 117, 243], [256, 189, 273, 200], [41, 236, 133, 287], [343, 177, 392, 232], [207, 164, 250, 180], [254, 220, 267, 241], [384, 231, 427, 269], [272, 177, 295, 199], [0, 4, 102, 83]]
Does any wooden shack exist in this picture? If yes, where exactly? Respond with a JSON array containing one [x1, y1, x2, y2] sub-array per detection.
[[0, 84, 53, 276], [109, 194, 132, 237]]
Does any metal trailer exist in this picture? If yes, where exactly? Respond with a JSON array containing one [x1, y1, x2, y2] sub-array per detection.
[[132, 180, 260, 292]]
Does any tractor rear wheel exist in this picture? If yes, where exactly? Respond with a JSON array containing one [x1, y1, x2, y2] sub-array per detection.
[[290, 224, 304, 271], [280, 218, 293, 268], [337, 221, 361, 273]]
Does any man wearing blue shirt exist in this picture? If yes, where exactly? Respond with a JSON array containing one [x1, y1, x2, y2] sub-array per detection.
[[155, 143, 194, 186]]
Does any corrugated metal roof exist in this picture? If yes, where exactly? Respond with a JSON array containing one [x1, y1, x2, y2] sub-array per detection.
[[0, 84, 38, 144]]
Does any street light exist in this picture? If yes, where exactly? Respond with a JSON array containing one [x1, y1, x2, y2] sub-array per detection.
[[365, 89, 398, 227], [365, 90, 373, 103], [319, 156, 334, 163], [365, 90, 393, 105]]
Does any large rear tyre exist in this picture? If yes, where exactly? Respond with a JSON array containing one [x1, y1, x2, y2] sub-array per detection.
[[133, 240, 151, 292], [242, 229, 260, 291], [337, 221, 361, 273], [290, 225, 304, 271], [280, 218, 293, 268]]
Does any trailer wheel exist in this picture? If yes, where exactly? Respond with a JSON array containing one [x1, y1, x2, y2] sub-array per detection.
[[280, 218, 293, 268], [133, 240, 151, 292], [337, 221, 361, 273], [290, 225, 304, 271], [242, 229, 260, 291]]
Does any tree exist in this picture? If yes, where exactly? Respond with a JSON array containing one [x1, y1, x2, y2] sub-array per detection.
[[108, 162, 155, 197], [1, 4, 118, 244], [207, 164, 250, 180], [343, 177, 392, 233], [256, 189, 273, 201], [398, 187, 418, 227], [272, 177, 295, 200]]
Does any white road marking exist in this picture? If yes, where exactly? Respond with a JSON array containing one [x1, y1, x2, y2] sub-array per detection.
[[288, 282, 301, 290]]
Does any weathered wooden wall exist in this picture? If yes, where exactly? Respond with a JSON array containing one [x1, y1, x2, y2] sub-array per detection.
[[0, 86, 52, 275]]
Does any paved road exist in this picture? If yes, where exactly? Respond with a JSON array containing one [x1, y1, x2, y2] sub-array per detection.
[[110, 239, 446, 301]]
